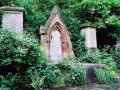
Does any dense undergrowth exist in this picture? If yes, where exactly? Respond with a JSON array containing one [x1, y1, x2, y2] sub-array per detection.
[[0, 0, 120, 90], [0, 29, 118, 90]]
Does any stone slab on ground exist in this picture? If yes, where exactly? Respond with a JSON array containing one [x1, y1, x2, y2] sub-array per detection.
[[73, 63, 104, 82]]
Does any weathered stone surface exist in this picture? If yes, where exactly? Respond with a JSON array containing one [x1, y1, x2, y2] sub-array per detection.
[[72, 63, 104, 82], [80, 24, 97, 50], [79, 63, 104, 82], [0, 6, 24, 33], [50, 27, 62, 61], [39, 6, 74, 62]]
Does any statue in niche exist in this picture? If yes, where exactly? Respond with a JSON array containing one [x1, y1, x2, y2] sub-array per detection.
[[50, 27, 62, 61]]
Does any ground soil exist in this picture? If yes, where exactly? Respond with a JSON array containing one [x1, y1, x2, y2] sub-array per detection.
[[50, 71, 120, 90]]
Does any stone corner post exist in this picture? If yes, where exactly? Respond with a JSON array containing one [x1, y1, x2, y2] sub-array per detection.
[[0, 6, 24, 33], [80, 24, 97, 51]]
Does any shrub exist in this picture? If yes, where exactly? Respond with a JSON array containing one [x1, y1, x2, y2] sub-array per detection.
[[115, 42, 120, 68], [30, 70, 45, 90], [0, 73, 17, 90], [0, 28, 47, 89], [73, 35, 86, 58], [65, 67, 85, 87], [28, 59, 85, 88], [0, 29, 47, 66], [94, 67, 116, 85], [94, 68, 106, 84], [78, 46, 116, 71], [27, 65, 57, 89]]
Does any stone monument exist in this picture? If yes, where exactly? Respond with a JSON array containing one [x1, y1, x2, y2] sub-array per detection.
[[0, 6, 24, 33], [80, 24, 97, 51], [39, 6, 74, 62]]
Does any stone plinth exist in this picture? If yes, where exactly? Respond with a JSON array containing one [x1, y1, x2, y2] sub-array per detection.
[[79, 63, 104, 82], [80, 24, 97, 50], [0, 6, 24, 33]]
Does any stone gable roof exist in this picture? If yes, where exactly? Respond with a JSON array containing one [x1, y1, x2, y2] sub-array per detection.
[[40, 6, 70, 35]]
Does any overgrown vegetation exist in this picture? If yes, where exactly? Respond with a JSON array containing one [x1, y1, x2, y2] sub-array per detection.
[[94, 67, 116, 85], [0, 29, 47, 89], [0, 0, 120, 89], [27, 59, 85, 89]]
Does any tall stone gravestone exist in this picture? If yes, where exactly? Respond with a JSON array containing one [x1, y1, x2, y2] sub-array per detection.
[[39, 6, 74, 62], [80, 24, 97, 51], [0, 6, 24, 33]]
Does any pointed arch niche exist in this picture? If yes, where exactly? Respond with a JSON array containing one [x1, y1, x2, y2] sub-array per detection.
[[39, 6, 74, 62]]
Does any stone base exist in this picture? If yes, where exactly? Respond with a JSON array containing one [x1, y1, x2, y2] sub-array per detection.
[[50, 63, 105, 89], [49, 62, 104, 83], [79, 63, 104, 82]]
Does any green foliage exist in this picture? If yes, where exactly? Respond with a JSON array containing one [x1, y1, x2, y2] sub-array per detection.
[[0, 28, 47, 89], [65, 67, 85, 87], [0, 0, 119, 89], [68, 0, 120, 38], [0, 73, 17, 90], [0, 29, 47, 66], [0, 0, 19, 6], [94, 68, 106, 84], [30, 70, 45, 90], [114, 40, 120, 68], [78, 46, 116, 71], [27, 64, 57, 88], [0, 10, 3, 28], [27, 59, 85, 88], [17, 0, 55, 36], [40, 69, 56, 88], [55, 58, 72, 73], [53, 69, 66, 87], [0, 85, 10, 90], [78, 51, 99, 63], [73, 35, 86, 57], [94, 67, 117, 85]]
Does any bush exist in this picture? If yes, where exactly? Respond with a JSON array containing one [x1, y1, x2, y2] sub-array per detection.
[[115, 42, 120, 68], [0, 28, 47, 89], [94, 67, 116, 85], [78, 46, 116, 71], [65, 67, 85, 87], [28, 59, 85, 89], [0, 73, 17, 90], [0, 29, 47, 66], [27, 65, 57, 89]]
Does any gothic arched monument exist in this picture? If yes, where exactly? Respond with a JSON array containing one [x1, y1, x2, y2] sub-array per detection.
[[39, 6, 74, 62]]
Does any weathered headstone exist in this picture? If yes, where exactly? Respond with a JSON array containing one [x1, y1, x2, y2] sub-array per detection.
[[80, 24, 97, 51], [39, 6, 74, 62], [0, 6, 24, 33]]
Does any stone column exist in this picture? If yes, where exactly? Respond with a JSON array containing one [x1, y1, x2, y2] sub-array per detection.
[[0, 6, 24, 33], [39, 26, 46, 45], [80, 24, 97, 51]]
